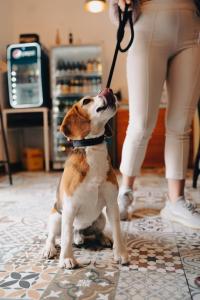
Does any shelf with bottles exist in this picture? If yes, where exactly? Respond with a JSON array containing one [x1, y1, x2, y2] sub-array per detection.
[[54, 152, 67, 161], [55, 73, 102, 80], [54, 92, 101, 100], [54, 144, 69, 160], [53, 97, 78, 107], [50, 45, 103, 169], [52, 119, 69, 160], [54, 76, 102, 97], [52, 120, 66, 133], [53, 131, 70, 160], [52, 111, 65, 123], [53, 131, 65, 141], [54, 59, 102, 78]]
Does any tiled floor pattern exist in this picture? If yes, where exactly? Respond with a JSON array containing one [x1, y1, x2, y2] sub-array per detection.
[[0, 170, 199, 299]]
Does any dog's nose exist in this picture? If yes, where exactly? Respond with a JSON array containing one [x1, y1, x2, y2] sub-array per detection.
[[98, 88, 116, 107]]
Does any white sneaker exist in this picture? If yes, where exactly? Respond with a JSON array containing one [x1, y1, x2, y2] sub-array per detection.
[[160, 196, 200, 229], [118, 188, 134, 220]]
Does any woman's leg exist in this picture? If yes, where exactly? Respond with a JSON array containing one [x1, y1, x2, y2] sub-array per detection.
[[168, 179, 185, 203], [162, 44, 200, 228], [121, 175, 135, 189], [120, 45, 167, 178], [165, 45, 200, 191], [118, 9, 169, 219]]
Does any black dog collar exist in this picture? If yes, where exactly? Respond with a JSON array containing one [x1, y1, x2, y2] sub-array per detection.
[[67, 134, 105, 148]]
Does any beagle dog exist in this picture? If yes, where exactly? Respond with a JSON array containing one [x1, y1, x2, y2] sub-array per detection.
[[43, 88, 129, 269]]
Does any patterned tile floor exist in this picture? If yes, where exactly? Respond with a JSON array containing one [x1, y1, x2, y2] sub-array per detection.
[[0, 169, 199, 300]]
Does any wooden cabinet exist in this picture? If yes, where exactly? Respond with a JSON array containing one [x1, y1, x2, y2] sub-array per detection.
[[116, 107, 193, 168]]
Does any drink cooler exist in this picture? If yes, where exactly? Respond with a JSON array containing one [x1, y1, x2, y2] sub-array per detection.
[[7, 42, 50, 108]]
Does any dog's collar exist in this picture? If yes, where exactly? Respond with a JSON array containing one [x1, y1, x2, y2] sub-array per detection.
[[67, 134, 105, 148]]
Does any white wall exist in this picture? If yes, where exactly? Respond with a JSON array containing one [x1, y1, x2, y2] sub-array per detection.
[[0, 0, 15, 161], [11, 0, 128, 98], [0, 0, 129, 164], [0, 0, 13, 58], [0, 0, 13, 106], [1, 1, 199, 167]]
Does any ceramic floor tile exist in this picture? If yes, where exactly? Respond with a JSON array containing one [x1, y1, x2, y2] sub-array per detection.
[[0, 171, 199, 299], [115, 270, 191, 300], [183, 271, 200, 300], [126, 232, 184, 273], [40, 264, 120, 300], [175, 233, 200, 252], [124, 216, 174, 233], [174, 234, 200, 300], [0, 264, 57, 300]]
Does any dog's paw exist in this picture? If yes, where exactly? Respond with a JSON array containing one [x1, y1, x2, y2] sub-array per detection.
[[59, 257, 78, 269], [98, 233, 113, 248], [113, 247, 129, 265], [43, 244, 57, 259]]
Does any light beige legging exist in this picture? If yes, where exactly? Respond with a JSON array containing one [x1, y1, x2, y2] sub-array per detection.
[[120, 0, 200, 180]]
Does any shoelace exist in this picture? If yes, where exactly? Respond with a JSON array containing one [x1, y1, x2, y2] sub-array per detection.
[[183, 200, 198, 214]]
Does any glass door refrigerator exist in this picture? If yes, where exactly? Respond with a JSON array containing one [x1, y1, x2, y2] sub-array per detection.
[[51, 45, 103, 169], [7, 42, 50, 108]]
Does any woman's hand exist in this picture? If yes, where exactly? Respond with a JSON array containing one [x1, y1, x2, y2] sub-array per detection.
[[118, 0, 131, 11]]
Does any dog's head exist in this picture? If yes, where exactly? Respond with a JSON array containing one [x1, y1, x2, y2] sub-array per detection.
[[60, 88, 118, 140]]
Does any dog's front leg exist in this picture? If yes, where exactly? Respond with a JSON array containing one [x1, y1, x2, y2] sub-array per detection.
[[59, 201, 78, 269], [105, 186, 129, 265]]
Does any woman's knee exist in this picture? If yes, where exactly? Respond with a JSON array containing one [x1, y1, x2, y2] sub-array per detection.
[[166, 111, 194, 139], [165, 126, 192, 141], [126, 122, 154, 143]]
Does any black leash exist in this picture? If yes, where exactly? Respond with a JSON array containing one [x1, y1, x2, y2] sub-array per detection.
[[106, 3, 134, 88], [65, 4, 134, 148]]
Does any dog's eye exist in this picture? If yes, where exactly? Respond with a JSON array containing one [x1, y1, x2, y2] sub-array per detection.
[[82, 98, 92, 106]]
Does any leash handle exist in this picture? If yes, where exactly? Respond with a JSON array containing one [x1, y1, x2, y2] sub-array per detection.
[[118, 5, 134, 52], [117, 4, 134, 52], [106, 3, 134, 88]]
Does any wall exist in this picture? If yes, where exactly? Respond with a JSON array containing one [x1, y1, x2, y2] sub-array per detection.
[[0, 0, 13, 58], [0, 0, 128, 164], [0, 1, 199, 167], [11, 0, 128, 98], [0, 0, 127, 162], [0, 0, 17, 162], [0, 0, 13, 108]]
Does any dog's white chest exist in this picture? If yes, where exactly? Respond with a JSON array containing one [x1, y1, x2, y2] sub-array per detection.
[[73, 144, 109, 229], [86, 144, 109, 184], [73, 185, 103, 229]]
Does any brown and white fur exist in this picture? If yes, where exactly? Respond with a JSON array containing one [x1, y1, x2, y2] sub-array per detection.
[[43, 90, 129, 269]]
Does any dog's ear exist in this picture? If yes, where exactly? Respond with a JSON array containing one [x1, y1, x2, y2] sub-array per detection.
[[104, 123, 113, 138], [60, 105, 91, 139]]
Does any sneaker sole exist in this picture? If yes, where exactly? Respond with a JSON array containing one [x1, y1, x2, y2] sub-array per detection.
[[160, 209, 200, 229]]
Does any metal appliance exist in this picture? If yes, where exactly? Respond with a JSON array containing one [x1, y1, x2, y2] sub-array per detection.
[[7, 42, 50, 108]]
